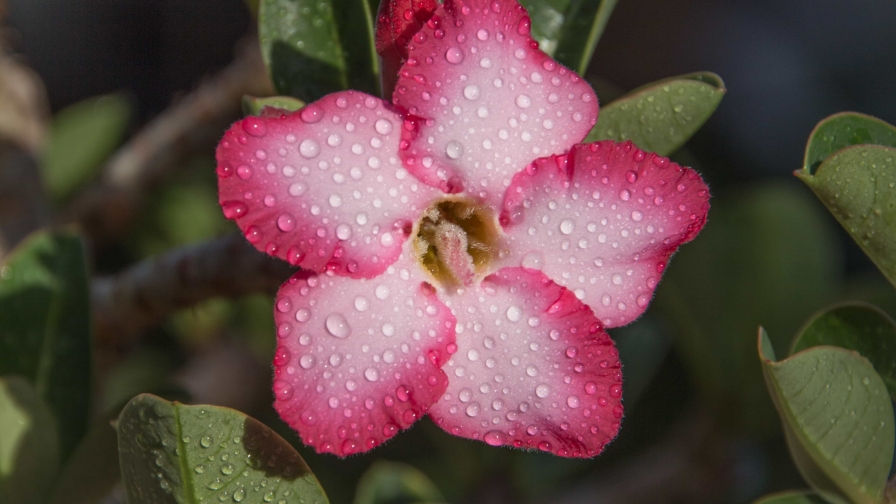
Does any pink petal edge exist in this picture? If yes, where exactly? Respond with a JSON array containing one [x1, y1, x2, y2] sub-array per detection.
[[429, 267, 622, 458], [499, 140, 710, 327], [392, 0, 598, 207], [272, 249, 457, 457], [216, 90, 441, 278]]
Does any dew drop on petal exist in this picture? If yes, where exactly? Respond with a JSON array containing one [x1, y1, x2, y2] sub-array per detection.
[[484, 430, 505, 446], [299, 139, 321, 158], [325, 313, 351, 338], [374, 118, 393, 135], [336, 224, 352, 240], [521, 251, 544, 269], [535, 384, 550, 398], [364, 368, 379, 382], [277, 214, 296, 232], [559, 219, 575, 235], [446, 140, 464, 159], [299, 355, 316, 369], [300, 104, 323, 123], [445, 47, 464, 64]]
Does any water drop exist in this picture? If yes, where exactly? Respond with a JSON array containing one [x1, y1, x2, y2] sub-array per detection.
[[463, 85, 481, 100], [299, 138, 320, 158], [484, 430, 505, 446], [506, 306, 522, 322], [277, 213, 296, 232], [535, 384, 550, 398], [446, 140, 464, 159], [336, 223, 352, 240], [374, 118, 393, 135], [299, 355, 316, 369], [236, 165, 253, 180], [521, 251, 544, 269], [560, 219, 575, 234], [445, 47, 464, 64], [515, 95, 532, 108], [364, 368, 379, 382], [325, 313, 351, 338]]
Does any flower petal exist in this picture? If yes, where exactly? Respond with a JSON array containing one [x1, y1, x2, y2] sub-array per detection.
[[272, 249, 456, 457], [216, 90, 440, 278], [499, 141, 710, 327], [429, 267, 622, 458], [393, 0, 597, 206], [375, 0, 438, 97]]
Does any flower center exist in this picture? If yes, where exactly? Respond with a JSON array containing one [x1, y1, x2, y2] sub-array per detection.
[[412, 197, 500, 289]]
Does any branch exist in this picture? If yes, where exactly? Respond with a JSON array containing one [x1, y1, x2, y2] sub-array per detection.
[[64, 38, 273, 243], [91, 234, 295, 349]]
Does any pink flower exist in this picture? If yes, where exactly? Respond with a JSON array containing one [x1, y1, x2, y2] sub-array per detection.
[[216, 0, 709, 458]]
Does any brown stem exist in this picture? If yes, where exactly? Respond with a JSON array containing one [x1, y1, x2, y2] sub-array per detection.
[[64, 38, 273, 243], [91, 234, 294, 352]]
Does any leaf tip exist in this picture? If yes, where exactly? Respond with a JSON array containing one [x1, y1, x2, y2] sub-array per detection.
[[758, 327, 776, 362]]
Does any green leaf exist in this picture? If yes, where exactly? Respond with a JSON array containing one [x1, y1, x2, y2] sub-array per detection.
[[753, 491, 829, 504], [796, 144, 896, 289], [117, 394, 329, 504], [242, 95, 306, 116], [0, 230, 91, 460], [48, 414, 120, 504], [791, 303, 896, 400], [41, 94, 131, 199], [759, 329, 895, 504], [259, 0, 378, 102], [657, 182, 840, 435], [0, 376, 60, 504], [519, 0, 618, 75], [802, 112, 896, 174], [354, 461, 445, 504], [585, 72, 726, 156]]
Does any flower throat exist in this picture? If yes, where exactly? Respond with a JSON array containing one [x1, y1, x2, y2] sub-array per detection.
[[412, 197, 500, 289]]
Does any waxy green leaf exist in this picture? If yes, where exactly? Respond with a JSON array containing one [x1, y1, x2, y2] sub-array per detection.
[[42, 94, 131, 199], [802, 112, 896, 173], [796, 144, 896, 288], [791, 303, 896, 400], [117, 394, 329, 504], [0, 230, 91, 460], [242, 95, 306, 116], [585, 72, 726, 155], [520, 0, 618, 75], [259, 0, 379, 102], [753, 491, 828, 504], [0, 376, 59, 504], [759, 329, 894, 504]]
